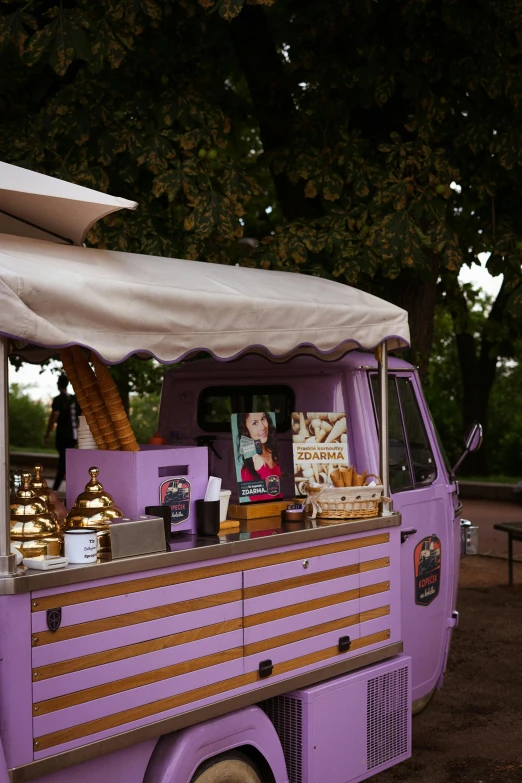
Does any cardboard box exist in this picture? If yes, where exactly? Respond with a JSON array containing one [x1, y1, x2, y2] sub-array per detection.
[[66, 446, 208, 534]]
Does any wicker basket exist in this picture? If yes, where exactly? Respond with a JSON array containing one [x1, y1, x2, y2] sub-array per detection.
[[300, 474, 384, 521]]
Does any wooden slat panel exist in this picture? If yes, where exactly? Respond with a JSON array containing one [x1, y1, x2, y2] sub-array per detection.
[[34, 629, 390, 751], [359, 557, 389, 573], [244, 587, 359, 628], [33, 590, 242, 646], [244, 556, 388, 600], [34, 647, 243, 716], [244, 611, 361, 656], [33, 618, 243, 681], [32, 534, 390, 613], [360, 581, 390, 598]]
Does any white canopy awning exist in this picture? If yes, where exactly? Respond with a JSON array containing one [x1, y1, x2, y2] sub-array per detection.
[[0, 162, 137, 246], [0, 233, 409, 365]]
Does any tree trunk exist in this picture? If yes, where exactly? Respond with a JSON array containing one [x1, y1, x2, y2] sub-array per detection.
[[373, 255, 440, 381], [229, 5, 323, 222]]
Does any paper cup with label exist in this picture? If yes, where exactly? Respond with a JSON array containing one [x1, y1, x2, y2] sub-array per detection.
[[219, 489, 231, 522], [63, 527, 98, 564]]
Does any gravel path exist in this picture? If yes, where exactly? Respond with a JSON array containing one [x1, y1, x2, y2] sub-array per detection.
[[370, 556, 522, 783]]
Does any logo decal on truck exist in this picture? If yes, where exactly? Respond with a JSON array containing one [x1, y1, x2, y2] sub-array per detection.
[[414, 534, 441, 606], [160, 478, 191, 525]]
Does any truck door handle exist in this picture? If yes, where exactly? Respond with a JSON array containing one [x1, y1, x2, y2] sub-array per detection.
[[401, 528, 417, 543]]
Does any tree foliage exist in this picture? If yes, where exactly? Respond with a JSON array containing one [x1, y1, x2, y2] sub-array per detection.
[[2, 0, 522, 460], [9, 384, 48, 448]]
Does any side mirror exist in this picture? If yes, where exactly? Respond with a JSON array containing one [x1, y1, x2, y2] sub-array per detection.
[[451, 421, 483, 479], [464, 421, 483, 453]]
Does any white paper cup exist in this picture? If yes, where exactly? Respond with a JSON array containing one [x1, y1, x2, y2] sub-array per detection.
[[219, 489, 232, 522], [64, 528, 98, 564]]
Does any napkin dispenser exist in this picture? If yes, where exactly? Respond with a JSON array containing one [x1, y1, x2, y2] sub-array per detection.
[[109, 515, 166, 560]]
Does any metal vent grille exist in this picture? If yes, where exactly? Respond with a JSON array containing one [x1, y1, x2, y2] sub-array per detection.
[[262, 697, 303, 783], [367, 665, 409, 770]]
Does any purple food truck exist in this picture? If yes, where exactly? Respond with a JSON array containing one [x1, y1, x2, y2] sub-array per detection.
[[0, 162, 480, 783]]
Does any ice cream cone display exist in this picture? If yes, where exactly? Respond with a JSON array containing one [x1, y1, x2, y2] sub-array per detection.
[[10, 472, 63, 557], [65, 466, 124, 553], [70, 347, 121, 451], [60, 348, 107, 449], [60, 347, 140, 452], [92, 355, 139, 452]]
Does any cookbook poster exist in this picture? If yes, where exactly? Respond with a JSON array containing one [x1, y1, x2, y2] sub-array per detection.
[[231, 412, 283, 504], [292, 412, 348, 495]]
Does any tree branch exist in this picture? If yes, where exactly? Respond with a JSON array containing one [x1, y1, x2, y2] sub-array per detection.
[[229, 5, 323, 221]]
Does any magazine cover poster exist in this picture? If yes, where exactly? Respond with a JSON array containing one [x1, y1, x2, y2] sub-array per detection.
[[231, 412, 283, 504], [292, 412, 348, 495]]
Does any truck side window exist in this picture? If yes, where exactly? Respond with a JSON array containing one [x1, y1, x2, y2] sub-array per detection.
[[397, 378, 437, 486], [371, 377, 414, 492], [198, 386, 294, 433]]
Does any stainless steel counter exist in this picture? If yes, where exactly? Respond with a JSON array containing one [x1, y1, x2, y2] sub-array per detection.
[[0, 513, 401, 594]]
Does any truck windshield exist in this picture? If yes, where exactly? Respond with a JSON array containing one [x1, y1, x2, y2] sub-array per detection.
[[370, 375, 437, 492], [197, 385, 294, 433]]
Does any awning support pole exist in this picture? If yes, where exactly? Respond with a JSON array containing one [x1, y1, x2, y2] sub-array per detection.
[[377, 342, 393, 516], [0, 337, 16, 575]]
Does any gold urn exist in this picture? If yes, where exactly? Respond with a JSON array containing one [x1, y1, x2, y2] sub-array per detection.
[[30, 464, 67, 528], [65, 467, 123, 553], [10, 472, 63, 558]]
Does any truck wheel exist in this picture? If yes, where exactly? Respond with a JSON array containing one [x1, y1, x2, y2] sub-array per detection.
[[191, 751, 263, 783]]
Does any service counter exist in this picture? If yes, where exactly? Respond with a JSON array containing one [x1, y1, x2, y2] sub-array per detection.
[[0, 514, 403, 782]]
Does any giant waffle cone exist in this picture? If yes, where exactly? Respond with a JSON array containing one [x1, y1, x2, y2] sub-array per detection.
[[92, 355, 140, 452], [60, 349, 107, 450], [71, 348, 121, 449]]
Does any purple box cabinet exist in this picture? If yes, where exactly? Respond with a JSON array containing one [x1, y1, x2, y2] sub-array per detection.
[[66, 445, 208, 533], [263, 654, 412, 783]]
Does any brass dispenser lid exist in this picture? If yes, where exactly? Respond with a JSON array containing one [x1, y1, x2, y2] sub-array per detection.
[[74, 467, 118, 508], [10, 473, 61, 541], [30, 464, 51, 502], [10, 473, 47, 517], [65, 466, 123, 532]]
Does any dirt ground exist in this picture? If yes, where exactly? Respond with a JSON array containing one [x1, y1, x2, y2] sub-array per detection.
[[370, 555, 522, 783]]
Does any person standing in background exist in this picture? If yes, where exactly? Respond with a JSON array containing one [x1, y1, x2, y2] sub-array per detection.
[[44, 374, 80, 491]]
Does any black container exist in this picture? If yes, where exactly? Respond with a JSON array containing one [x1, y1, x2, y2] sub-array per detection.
[[145, 505, 172, 548], [195, 499, 220, 536]]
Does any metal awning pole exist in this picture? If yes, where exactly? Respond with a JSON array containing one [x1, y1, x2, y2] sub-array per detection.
[[0, 337, 16, 575], [377, 341, 393, 516]]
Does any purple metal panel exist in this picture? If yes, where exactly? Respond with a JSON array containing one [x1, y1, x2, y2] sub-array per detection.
[[359, 566, 391, 589], [66, 446, 208, 534], [34, 739, 157, 783], [143, 706, 288, 783], [34, 642, 385, 760], [244, 597, 361, 647], [359, 542, 390, 563], [0, 737, 9, 783], [33, 629, 243, 703], [32, 602, 243, 668], [243, 548, 359, 589], [268, 654, 411, 783], [31, 572, 242, 631], [244, 573, 359, 618], [33, 659, 243, 737], [0, 594, 34, 768]]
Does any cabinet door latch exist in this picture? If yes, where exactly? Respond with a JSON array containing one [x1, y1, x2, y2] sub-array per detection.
[[258, 659, 273, 678], [338, 636, 351, 653]]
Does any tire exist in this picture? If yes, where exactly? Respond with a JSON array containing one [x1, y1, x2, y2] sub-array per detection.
[[191, 751, 264, 783]]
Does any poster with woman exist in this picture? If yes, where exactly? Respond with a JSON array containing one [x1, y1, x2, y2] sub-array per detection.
[[231, 411, 283, 503]]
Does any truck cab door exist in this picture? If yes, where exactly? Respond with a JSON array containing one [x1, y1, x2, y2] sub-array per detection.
[[370, 373, 457, 705]]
